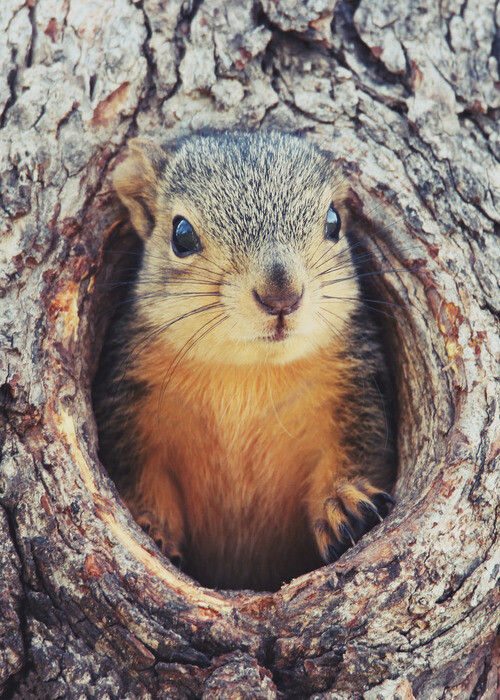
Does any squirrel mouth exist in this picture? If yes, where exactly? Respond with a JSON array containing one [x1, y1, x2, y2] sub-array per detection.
[[265, 316, 288, 342], [271, 325, 287, 342], [258, 329, 287, 343]]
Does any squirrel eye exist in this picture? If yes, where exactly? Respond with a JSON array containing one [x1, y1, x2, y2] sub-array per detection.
[[172, 217, 201, 257], [325, 203, 341, 242]]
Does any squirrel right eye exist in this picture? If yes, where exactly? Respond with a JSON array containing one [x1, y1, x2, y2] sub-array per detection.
[[171, 217, 201, 257], [325, 203, 341, 242]]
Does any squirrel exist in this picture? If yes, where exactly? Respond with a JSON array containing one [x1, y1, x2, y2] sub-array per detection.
[[93, 131, 395, 591]]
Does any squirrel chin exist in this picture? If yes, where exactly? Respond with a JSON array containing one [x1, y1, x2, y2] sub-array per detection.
[[199, 333, 326, 367]]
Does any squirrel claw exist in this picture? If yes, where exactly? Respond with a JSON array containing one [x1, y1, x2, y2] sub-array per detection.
[[314, 479, 395, 564], [326, 544, 340, 563], [371, 492, 394, 518], [169, 554, 184, 570], [134, 509, 183, 566]]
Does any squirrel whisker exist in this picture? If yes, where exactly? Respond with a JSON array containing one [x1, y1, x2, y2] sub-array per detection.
[[319, 267, 416, 286], [167, 291, 221, 298], [117, 302, 226, 383], [323, 294, 405, 310], [97, 292, 173, 318], [322, 296, 405, 325], [310, 227, 411, 280], [196, 251, 229, 276], [318, 306, 349, 343], [157, 312, 228, 414], [343, 188, 405, 235], [315, 310, 351, 346]]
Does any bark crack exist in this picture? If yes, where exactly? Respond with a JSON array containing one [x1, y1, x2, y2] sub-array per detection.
[[0, 502, 32, 697], [470, 633, 497, 699], [25, 2, 36, 68], [0, 64, 17, 130]]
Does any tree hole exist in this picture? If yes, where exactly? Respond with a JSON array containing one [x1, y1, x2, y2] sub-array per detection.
[[87, 188, 432, 597]]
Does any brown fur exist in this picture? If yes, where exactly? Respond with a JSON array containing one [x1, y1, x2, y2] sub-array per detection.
[[93, 131, 394, 591]]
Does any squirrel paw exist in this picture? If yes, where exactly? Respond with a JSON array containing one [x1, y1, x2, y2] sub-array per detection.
[[313, 478, 394, 564], [135, 510, 184, 569]]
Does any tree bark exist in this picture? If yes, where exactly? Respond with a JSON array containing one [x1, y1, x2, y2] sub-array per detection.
[[1, 0, 499, 698]]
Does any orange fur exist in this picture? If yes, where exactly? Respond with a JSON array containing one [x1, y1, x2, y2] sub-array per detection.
[[129, 337, 354, 590]]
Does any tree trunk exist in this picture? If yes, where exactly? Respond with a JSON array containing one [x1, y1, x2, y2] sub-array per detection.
[[1, 0, 499, 697]]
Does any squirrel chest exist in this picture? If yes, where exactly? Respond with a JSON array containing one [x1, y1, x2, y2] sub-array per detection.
[[132, 343, 347, 589]]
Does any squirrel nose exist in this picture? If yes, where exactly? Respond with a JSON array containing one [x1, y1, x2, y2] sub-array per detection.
[[253, 288, 303, 315]]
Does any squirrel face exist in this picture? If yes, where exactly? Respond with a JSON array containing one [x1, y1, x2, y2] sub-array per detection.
[[113, 131, 360, 366]]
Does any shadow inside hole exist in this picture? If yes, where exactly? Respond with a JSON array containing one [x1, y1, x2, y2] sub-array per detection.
[[348, 232, 401, 488], [346, 217, 433, 498], [91, 221, 404, 593], [88, 224, 144, 379]]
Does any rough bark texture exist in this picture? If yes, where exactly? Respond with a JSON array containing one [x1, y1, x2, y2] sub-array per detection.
[[0, 0, 499, 698]]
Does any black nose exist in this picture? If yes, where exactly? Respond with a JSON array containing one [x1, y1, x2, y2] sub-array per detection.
[[253, 288, 303, 315]]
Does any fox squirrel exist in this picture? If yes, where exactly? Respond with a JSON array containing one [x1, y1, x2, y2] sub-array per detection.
[[93, 131, 394, 591]]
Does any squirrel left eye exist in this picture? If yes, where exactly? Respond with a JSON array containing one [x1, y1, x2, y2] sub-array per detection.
[[325, 203, 341, 242], [172, 217, 201, 257]]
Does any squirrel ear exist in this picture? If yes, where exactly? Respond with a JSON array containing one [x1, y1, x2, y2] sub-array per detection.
[[112, 138, 167, 239]]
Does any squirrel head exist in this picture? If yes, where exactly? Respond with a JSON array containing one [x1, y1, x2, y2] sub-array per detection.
[[113, 131, 360, 366]]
